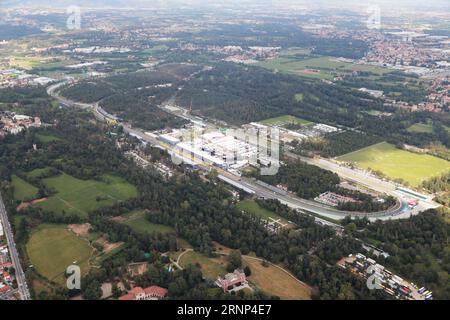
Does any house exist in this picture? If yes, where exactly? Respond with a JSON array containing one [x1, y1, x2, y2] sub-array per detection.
[[0, 283, 10, 294], [118, 285, 168, 300], [215, 269, 248, 293]]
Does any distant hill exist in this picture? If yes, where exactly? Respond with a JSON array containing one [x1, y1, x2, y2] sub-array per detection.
[[0, 24, 43, 40]]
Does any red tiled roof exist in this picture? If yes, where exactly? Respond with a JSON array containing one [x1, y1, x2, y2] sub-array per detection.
[[130, 287, 145, 295], [118, 285, 168, 300], [144, 285, 168, 298], [0, 285, 10, 293], [118, 293, 135, 301]]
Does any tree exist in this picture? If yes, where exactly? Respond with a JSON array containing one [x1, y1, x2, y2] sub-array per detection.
[[83, 280, 102, 300], [244, 266, 252, 277], [227, 250, 242, 272], [112, 284, 122, 299]]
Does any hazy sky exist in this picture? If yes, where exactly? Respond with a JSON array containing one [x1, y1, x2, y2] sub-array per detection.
[[1, 0, 449, 10]]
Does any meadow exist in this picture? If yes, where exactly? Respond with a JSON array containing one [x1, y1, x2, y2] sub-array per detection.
[[121, 210, 175, 235], [35, 133, 62, 143], [337, 142, 450, 187], [35, 173, 138, 217], [11, 175, 39, 201], [243, 256, 312, 300], [179, 250, 227, 280], [258, 51, 390, 80], [236, 200, 293, 227], [407, 123, 434, 134], [26, 224, 93, 285]]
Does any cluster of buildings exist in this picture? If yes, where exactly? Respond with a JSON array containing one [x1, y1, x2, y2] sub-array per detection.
[[0, 242, 14, 296], [0, 112, 42, 139], [426, 76, 450, 111], [118, 285, 168, 300], [256, 121, 340, 144], [363, 38, 448, 69], [0, 69, 54, 88], [179, 43, 280, 64], [315, 191, 359, 207], [67, 46, 131, 54], [338, 253, 432, 300], [157, 126, 276, 173]]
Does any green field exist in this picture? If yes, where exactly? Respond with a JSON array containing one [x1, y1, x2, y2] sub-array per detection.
[[258, 53, 390, 80], [35, 133, 62, 143], [259, 115, 313, 127], [237, 200, 291, 225], [35, 173, 138, 217], [179, 250, 227, 279], [407, 123, 434, 134], [26, 224, 93, 285], [122, 210, 175, 235], [337, 142, 450, 187], [11, 175, 39, 201]]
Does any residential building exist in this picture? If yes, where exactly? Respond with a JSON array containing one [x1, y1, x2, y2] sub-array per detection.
[[118, 285, 168, 300]]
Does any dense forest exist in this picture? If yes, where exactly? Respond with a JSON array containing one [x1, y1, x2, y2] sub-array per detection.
[[249, 159, 340, 199], [59, 63, 202, 130]]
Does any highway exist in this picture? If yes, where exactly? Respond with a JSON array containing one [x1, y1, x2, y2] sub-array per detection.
[[0, 193, 31, 300], [47, 80, 438, 221]]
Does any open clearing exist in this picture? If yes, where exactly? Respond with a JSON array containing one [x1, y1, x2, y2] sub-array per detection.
[[121, 210, 175, 235], [258, 53, 390, 80], [243, 256, 312, 300], [337, 142, 450, 187], [11, 175, 39, 201], [35, 173, 138, 217], [178, 250, 227, 279], [407, 123, 434, 134], [259, 115, 313, 127], [35, 133, 62, 143], [26, 224, 93, 285], [237, 200, 293, 228]]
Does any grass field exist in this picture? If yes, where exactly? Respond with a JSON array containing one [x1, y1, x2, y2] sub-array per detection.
[[11, 175, 39, 201], [407, 123, 434, 134], [259, 115, 313, 127], [179, 250, 227, 279], [337, 142, 450, 187], [35, 133, 62, 143], [258, 53, 390, 80], [8, 56, 48, 70], [236, 200, 293, 227], [26, 224, 93, 285], [243, 256, 311, 300], [35, 173, 138, 217], [122, 210, 175, 235]]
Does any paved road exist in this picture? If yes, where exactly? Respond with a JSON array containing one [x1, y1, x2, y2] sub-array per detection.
[[0, 193, 31, 300]]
